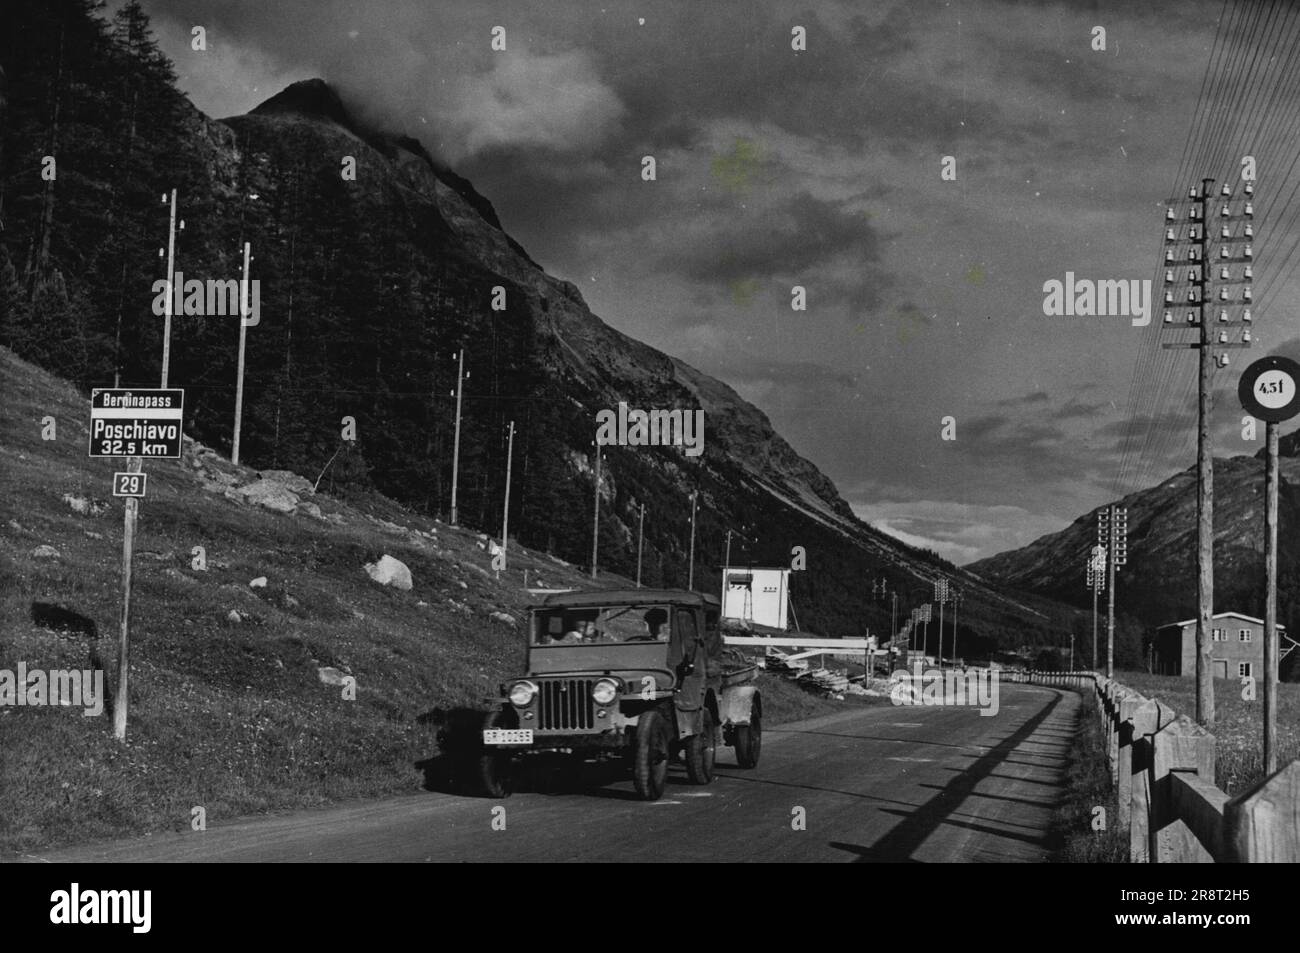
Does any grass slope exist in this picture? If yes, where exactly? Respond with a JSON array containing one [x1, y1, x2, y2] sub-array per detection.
[[0, 348, 858, 852]]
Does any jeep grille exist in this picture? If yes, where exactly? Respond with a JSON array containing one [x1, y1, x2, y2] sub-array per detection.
[[538, 678, 596, 731]]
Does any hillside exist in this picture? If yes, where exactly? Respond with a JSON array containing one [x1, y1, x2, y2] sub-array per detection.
[[0, 1, 1089, 656], [969, 449, 1300, 672]]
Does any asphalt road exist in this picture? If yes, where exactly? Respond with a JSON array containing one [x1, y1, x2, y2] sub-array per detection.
[[29, 683, 1079, 863]]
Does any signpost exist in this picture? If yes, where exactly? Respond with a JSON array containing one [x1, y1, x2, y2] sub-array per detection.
[[90, 388, 184, 742], [89, 389, 184, 459], [1238, 355, 1300, 774]]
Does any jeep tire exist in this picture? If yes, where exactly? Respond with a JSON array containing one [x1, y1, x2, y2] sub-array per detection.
[[733, 699, 762, 769], [684, 707, 717, 784], [633, 708, 671, 801]]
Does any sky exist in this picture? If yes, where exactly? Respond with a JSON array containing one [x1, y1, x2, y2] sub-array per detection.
[[136, 0, 1300, 563]]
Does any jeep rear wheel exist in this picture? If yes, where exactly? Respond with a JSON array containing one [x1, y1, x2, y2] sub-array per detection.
[[684, 707, 717, 784], [733, 700, 762, 769], [633, 709, 671, 801]]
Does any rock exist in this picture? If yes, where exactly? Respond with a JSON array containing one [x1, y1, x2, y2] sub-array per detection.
[[62, 493, 107, 517], [234, 480, 299, 513], [351, 608, 365, 620], [324, 512, 345, 525], [364, 554, 412, 590], [7, 520, 23, 533], [258, 469, 315, 495], [32, 545, 60, 559], [317, 666, 347, 686], [457, 580, 468, 590], [249, 576, 267, 588], [490, 611, 517, 626], [296, 501, 324, 520], [283, 593, 300, 609], [226, 610, 243, 623], [84, 530, 103, 539]]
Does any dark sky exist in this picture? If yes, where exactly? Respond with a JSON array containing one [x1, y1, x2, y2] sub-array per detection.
[[136, 0, 1300, 563]]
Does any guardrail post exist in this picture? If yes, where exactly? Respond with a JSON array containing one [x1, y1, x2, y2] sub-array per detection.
[[1151, 715, 1216, 863], [1116, 691, 1146, 830], [1224, 760, 1300, 862], [1129, 698, 1174, 863]]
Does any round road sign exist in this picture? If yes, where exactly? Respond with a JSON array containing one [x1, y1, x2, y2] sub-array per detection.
[[1239, 356, 1300, 423]]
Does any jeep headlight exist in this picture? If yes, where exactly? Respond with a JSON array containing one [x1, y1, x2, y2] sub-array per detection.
[[592, 678, 619, 705], [508, 680, 537, 707]]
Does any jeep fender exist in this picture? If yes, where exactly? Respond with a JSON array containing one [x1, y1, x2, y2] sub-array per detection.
[[720, 684, 758, 727]]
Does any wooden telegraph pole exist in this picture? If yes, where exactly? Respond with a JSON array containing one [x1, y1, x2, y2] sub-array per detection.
[[687, 490, 698, 590], [500, 420, 514, 572], [636, 502, 645, 588], [231, 241, 251, 465], [160, 189, 179, 388], [590, 443, 601, 580], [450, 349, 465, 526]]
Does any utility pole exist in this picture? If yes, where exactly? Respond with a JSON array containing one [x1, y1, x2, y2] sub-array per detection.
[[1069, 632, 1075, 672], [590, 443, 601, 580], [721, 528, 733, 608], [687, 490, 698, 590], [1161, 177, 1253, 725], [159, 189, 179, 388], [1087, 544, 1106, 671], [1099, 506, 1126, 678], [951, 589, 959, 665], [935, 577, 949, 667], [636, 502, 646, 588], [231, 241, 252, 465], [449, 349, 466, 526], [500, 420, 514, 572]]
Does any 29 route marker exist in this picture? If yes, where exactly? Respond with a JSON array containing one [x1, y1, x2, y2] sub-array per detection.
[[112, 472, 148, 498], [89, 388, 184, 458]]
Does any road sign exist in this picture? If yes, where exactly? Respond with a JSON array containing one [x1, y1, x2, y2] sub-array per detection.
[[112, 472, 148, 498], [1238, 356, 1300, 423], [89, 389, 184, 458]]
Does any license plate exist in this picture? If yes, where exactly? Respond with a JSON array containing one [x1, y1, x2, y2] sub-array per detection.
[[483, 729, 532, 745]]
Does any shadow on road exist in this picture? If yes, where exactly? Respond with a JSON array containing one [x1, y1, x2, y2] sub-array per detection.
[[829, 689, 1070, 862]]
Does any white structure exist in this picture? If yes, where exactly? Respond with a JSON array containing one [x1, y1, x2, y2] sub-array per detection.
[[722, 567, 790, 630]]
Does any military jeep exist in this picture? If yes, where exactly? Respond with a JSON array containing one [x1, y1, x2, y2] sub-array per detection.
[[479, 589, 762, 801]]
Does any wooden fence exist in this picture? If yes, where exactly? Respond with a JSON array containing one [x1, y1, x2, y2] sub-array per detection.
[[1004, 669, 1300, 862]]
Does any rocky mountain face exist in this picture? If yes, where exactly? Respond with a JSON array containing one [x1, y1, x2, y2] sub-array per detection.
[[1, 2, 1088, 647], [969, 447, 1300, 652]]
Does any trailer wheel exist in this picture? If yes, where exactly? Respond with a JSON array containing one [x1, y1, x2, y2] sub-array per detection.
[[633, 708, 671, 801], [478, 710, 514, 798], [684, 707, 717, 784], [733, 698, 762, 769]]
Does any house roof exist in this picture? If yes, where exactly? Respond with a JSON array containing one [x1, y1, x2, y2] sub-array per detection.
[[537, 588, 720, 610], [1160, 611, 1287, 630]]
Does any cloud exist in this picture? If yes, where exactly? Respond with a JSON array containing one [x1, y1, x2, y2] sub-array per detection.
[[446, 50, 625, 157], [852, 498, 1068, 564]]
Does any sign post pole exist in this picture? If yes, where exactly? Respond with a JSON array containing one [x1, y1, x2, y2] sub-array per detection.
[[1237, 354, 1300, 775], [114, 455, 142, 742]]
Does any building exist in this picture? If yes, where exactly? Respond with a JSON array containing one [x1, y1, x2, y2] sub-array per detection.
[[721, 567, 790, 631], [1152, 612, 1294, 678]]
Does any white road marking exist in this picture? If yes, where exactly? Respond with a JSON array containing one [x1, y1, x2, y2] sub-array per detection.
[[888, 756, 935, 763]]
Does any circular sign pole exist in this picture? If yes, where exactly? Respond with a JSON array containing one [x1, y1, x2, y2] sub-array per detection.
[[1238, 355, 1300, 774]]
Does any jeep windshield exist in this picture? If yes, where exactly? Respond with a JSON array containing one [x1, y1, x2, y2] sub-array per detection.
[[534, 605, 672, 645]]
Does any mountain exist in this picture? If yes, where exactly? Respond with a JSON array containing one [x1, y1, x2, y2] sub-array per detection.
[[0, 0, 1089, 651], [969, 447, 1300, 671]]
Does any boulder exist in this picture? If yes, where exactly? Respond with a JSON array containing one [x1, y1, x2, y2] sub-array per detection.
[[317, 667, 348, 686], [32, 545, 60, 559], [364, 554, 413, 590], [296, 501, 324, 520], [235, 480, 299, 513], [226, 609, 243, 624], [249, 576, 268, 588], [490, 611, 517, 626], [258, 469, 315, 496]]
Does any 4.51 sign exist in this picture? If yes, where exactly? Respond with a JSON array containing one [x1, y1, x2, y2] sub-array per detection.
[[1238, 356, 1300, 424]]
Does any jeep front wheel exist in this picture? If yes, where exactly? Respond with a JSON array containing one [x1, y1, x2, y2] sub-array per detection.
[[478, 711, 514, 798], [684, 707, 717, 784], [633, 709, 671, 801]]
